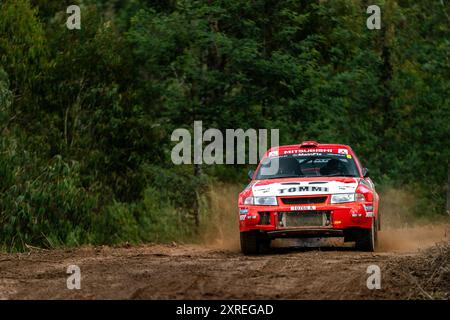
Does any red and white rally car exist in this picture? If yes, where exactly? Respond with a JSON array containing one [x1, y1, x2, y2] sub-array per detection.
[[238, 141, 380, 254]]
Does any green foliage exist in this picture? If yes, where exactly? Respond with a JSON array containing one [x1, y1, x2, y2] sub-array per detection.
[[0, 0, 48, 97], [0, 150, 98, 251], [92, 187, 194, 244], [0, 67, 12, 111]]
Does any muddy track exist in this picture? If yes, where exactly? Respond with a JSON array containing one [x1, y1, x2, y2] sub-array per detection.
[[0, 236, 448, 300]]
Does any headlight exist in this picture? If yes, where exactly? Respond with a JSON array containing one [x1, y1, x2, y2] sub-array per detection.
[[330, 193, 366, 204], [244, 196, 254, 205], [255, 196, 278, 206], [330, 193, 355, 203], [243, 196, 278, 206]]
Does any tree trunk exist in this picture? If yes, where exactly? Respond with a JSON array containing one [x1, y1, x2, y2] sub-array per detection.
[[447, 166, 450, 215], [193, 163, 201, 228]]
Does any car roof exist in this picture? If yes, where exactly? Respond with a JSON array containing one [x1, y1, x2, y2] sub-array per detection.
[[265, 141, 355, 157], [273, 143, 352, 150]]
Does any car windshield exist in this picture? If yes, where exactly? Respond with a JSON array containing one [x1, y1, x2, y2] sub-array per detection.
[[255, 152, 360, 180]]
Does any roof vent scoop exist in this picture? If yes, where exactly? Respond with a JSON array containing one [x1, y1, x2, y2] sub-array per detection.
[[300, 140, 319, 148]]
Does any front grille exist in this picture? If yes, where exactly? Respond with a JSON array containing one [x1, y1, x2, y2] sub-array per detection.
[[279, 211, 331, 228], [258, 212, 271, 225], [281, 196, 327, 205]]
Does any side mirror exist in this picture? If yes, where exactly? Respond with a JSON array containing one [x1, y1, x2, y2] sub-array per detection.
[[248, 170, 254, 180], [362, 168, 370, 178]]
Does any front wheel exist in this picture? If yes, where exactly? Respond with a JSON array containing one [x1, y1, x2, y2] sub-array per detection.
[[240, 231, 270, 255], [355, 219, 377, 252]]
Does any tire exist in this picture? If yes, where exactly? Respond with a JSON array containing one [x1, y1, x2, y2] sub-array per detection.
[[259, 238, 271, 254], [240, 231, 270, 255], [355, 219, 377, 252]]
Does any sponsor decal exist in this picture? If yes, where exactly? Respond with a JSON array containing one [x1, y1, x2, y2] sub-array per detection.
[[297, 152, 322, 156], [239, 215, 246, 221], [290, 205, 316, 211], [244, 182, 253, 190], [283, 148, 333, 155], [239, 208, 249, 214], [278, 186, 329, 194], [346, 154, 352, 159], [268, 150, 279, 157], [338, 148, 348, 154], [251, 181, 358, 197], [282, 150, 300, 155]]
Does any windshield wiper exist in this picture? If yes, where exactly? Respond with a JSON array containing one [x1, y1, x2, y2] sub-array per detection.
[[322, 173, 358, 177]]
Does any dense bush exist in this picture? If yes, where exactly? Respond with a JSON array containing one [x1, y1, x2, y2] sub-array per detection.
[[0, 146, 97, 250]]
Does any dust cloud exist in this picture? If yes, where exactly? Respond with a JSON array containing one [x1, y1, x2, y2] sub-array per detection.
[[376, 187, 449, 252], [198, 184, 241, 251]]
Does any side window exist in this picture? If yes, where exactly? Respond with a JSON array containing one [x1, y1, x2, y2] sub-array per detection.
[[352, 155, 363, 177]]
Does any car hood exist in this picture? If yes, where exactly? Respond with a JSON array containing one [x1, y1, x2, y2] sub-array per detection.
[[251, 177, 360, 197]]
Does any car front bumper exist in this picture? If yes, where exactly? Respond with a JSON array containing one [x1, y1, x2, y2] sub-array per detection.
[[238, 200, 374, 235]]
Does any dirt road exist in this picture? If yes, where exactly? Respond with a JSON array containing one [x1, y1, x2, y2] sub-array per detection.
[[1, 225, 448, 300], [3, 186, 448, 300]]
